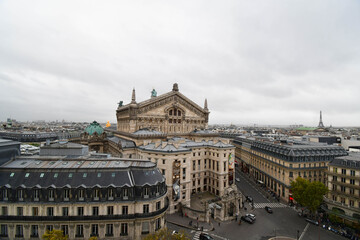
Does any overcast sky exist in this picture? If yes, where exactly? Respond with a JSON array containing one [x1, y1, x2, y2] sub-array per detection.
[[1, 1, 359, 126]]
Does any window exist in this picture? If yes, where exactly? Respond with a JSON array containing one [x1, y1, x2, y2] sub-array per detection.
[[107, 206, 114, 215], [16, 225, 23, 237], [83, 173, 87, 178], [289, 172, 293, 177], [106, 224, 113, 236], [143, 204, 149, 214], [62, 207, 69, 216], [217, 161, 219, 171], [341, 177, 346, 183], [121, 223, 128, 236], [94, 189, 99, 200], [2, 189, 8, 200], [68, 173, 73, 178], [32, 207, 38, 216], [34, 189, 39, 201], [182, 168, 186, 180], [79, 189, 84, 200], [350, 188, 355, 195], [153, 218, 161, 231], [350, 179, 355, 185], [17, 207, 23, 216], [25, 173, 30, 178], [54, 173, 58, 178], [333, 176, 337, 181], [76, 225, 83, 237], [224, 162, 226, 172], [77, 207, 84, 216], [64, 189, 70, 201], [61, 225, 68, 236], [97, 173, 101, 178], [0, 224, 8, 237], [333, 167, 337, 173], [141, 222, 149, 234], [91, 224, 98, 236], [156, 201, 161, 210], [342, 169, 347, 175], [341, 186, 346, 193], [193, 161, 196, 171], [17, 189, 23, 201], [92, 206, 99, 216], [47, 207, 54, 216], [204, 159, 207, 168], [30, 225, 39, 237], [144, 188, 149, 198], [350, 200, 355, 207], [48, 189, 54, 201], [123, 188, 129, 199], [46, 225, 53, 232], [122, 206, 128, 215], [111, 172, 116, 177], [162, 169, 165, 175], [108, 188, 114, 200], [351, 170, 355, 176], [1, 207, 7, 216]]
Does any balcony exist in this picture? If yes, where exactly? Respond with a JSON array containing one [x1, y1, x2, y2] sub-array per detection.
[[0, 199, 169, 222]]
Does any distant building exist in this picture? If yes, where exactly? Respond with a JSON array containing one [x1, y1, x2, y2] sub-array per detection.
[[0, 139, 20, 166], [325, 153, 360, 228], [233, 137, 347, 203], [0, 142, 168, 240], [0, 131, 57, 142]]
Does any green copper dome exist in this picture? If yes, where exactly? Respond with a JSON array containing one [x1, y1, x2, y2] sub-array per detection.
[[85, 121, 104, 136]]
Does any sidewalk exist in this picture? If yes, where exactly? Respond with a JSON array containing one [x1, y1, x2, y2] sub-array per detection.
[[166, 213, 214, 232]]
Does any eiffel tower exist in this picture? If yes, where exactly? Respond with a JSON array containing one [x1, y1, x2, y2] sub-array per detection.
[[318, 111, 325, 128]]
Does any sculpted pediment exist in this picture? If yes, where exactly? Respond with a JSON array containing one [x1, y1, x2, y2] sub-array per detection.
[[136, 92, 207, 119]]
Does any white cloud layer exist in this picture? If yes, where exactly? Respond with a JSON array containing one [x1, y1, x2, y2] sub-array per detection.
[[0, 0, 359, 126]]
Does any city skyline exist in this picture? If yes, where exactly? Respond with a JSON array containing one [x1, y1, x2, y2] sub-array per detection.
[[1, 1, 359, 126]]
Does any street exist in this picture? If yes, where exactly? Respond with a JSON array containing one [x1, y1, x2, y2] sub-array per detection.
[[168, 169, 346, 240]]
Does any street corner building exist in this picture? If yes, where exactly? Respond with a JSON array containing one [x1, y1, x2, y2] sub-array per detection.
[[0, 142, 168, 240], [325, 152, 360, 229], [232, 137, 347, 203], [76, 83, 242, 220]]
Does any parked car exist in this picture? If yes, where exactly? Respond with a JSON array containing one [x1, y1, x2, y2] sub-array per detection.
[[245, 213, 256, 221], [241, 215, 254, 224], [305, 218, 319, 226], [246, 196, 253, 202], [200, 233, 214, 240], [172, 230, 179, 235], [265, 206, 273, 213]]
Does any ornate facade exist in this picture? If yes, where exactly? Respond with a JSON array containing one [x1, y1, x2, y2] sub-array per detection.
[[0, 143, 168, 240], [325, 153, 360, 228], [116, 83, 209, 134], [233, 137, 347, 203], [107, 84, 239, 216]]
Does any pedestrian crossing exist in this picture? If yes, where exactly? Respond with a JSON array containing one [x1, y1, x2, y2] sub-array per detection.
[[193, 231, 201, 240], [252, 202, 287, 209]]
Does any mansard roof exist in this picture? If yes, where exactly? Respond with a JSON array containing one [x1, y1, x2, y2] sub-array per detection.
[[330, 152, 360, 169], [0, 157, 164, 189], [108, 136, 136, 148], [138, 138, 234, 153], [234, 137, 347, 157]]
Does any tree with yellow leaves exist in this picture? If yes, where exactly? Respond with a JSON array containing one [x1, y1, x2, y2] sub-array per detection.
[[42, 229, 68, 240]]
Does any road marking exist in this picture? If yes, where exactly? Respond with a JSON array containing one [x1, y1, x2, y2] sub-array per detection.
[[299, 223, 309, 240], [210, 233, 230, 240], [193, 231, 200, 240], [252, 202, 287, 209]]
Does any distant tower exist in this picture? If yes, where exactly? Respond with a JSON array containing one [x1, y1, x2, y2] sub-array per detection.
[[318, 111, 325, 128], [131, 88, 136, 104]]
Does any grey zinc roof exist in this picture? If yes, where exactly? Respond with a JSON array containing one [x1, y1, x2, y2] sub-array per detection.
[[139, 143, 190, 153], [131, 168, 165, 186], [330, 152, 360, 169], [133, 128, 163, 136], [108, 136, 136, 148], [0, 171, 132, 188], [0, 158, 163, 189]]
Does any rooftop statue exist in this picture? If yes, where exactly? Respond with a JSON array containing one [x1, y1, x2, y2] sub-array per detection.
[[151, 89, 157, 97]]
